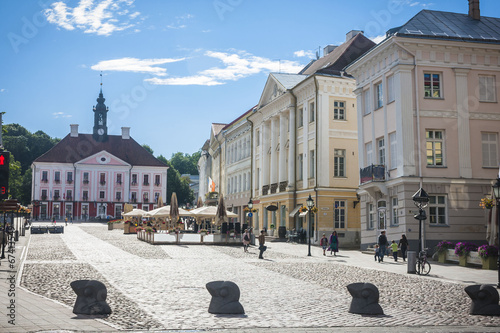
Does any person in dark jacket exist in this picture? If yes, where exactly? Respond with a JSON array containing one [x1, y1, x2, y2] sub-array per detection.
[[398, 234, 409, 262], [378, 231, 388, 262]]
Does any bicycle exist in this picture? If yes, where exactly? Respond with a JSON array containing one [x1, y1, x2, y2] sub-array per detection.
[[416, 249, 431, 275]]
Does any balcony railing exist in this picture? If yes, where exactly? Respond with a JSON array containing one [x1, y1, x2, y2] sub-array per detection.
[[83, 180, 89, 184], [131, 181, 137, 186], [53, 196, 60, 201], [41, 178, 48, 183], [41, 195, 47, 200], [100, 181, 106, 185], [154, 182, 161, 186], [83, 196, 88, 201], [143, 182, 149, 186], [360, 164, 386, 184], [66, 196, 72, 201], [67, 179, 73, 184], [262, 185, 269, 196]]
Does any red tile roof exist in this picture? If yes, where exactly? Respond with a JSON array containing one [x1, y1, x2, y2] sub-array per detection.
[[33, 133, 167, 167]]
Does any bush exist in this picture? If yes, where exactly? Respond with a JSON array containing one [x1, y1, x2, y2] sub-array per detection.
[[478, 244, 499, 259], [435, 241, 455, 254], [455, 242, 478, 256]]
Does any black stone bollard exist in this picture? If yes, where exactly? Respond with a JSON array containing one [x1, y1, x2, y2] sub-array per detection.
[[465, 284, 500, 316], [71, 280, 112, 315], [206, 281, 245, 314], [346, 282, 384, 315]]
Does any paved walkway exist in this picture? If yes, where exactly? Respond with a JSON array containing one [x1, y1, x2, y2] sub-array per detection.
[[1, 222, 500, 332]]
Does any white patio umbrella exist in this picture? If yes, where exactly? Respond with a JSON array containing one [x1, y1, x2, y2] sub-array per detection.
[[146, 205, 192, 218], [122, 208, 147, 217], [190, 206, 237, 219]]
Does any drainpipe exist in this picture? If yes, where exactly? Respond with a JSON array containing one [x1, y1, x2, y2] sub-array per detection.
[[73, 163, 77, 220], [313, 75, 319, 241]]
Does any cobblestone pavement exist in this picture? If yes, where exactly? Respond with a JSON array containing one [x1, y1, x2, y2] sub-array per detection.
[[17, 224, 500, 331]]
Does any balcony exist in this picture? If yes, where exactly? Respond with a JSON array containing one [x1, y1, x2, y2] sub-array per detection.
[[270, 183, 278, 194], [143, 182, 149, 186], [100, 181, 106, 185], [54, 179, 60, 184], [360, 165, 386, 185], [53, 196, 60, 201], [67, 179, 73, 184], [66, 196, 72, 201], [154, 182, 161, 186], [83, 196, 88, 201], [41, 178, 48, 183], [41, 195, 47, 200], [262, 185, 269, 196], [83, 180, 89, 184]]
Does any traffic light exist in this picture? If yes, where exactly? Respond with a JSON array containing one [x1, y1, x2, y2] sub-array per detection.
[[0, 151, 10, 200]]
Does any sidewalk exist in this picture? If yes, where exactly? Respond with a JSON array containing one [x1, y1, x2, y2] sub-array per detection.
[[1, 223, 499, 332]]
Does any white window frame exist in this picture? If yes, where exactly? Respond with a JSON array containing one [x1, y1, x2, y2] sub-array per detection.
[[334, 100, 346, 120], [426, 130, 445, 166], [298, 108, 304, 127], [368, 203, 374, 229], [309, 150, 315, 178], [309, 102, 315, 123], [479, 75, 496, 102], [424, 72, 442, 98], [389, 132, 397, 169], [387, 75, 394, 103], [365, 142, 373, 166], [391, 197, 399, 226], [429, 195, 447, 225], [298, 154, 304, 180], [334, 200, 346, 229], [375, 82, 383, 109], [334, 149, 346, 177], [482, 132, 498, 167], [377, 137, 385, 166]]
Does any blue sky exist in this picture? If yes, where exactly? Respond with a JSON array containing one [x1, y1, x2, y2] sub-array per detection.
[[1, 0, 499, 159]]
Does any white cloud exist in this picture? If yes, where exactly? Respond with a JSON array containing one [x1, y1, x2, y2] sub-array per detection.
[[53, 112, 72, 119], [145, 50, 304, 86], [0, 89, 5, 93], [91, 57, 185, 76], [166, 13, 194, 30], [294, 50, 315, 59], [370, 35, 386, 44], [44, 0, 141, 36]]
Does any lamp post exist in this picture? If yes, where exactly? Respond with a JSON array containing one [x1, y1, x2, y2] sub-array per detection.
[[247, 198, 253, 228], [491, 176, 500, 288], [306, 194, 314, 256], [412, 188, 429, 255]]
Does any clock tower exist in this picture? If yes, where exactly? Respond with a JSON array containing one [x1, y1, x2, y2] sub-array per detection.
[[92, 87, 108, 142]]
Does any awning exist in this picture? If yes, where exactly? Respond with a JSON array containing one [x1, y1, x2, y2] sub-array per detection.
[[289, 205, 302, 217], [299, 211, 308, 217]]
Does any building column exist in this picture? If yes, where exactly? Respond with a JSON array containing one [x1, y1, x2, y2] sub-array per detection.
[[262, 120, 270, 187], [355, 87, 365, 168], [454, 68, 472, 178], [288, 108, 296, 190], [270, 116, 278, 185], [279, 111, 288, 185]]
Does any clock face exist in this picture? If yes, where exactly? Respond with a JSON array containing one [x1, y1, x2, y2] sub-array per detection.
[[98, 128, 104, 135]]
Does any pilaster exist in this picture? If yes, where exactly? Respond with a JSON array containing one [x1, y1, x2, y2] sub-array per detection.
[[453, 68, 472, 178]]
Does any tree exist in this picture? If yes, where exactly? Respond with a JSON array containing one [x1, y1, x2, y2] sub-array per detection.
[[7, 153, 22, 201], [157, 155, 194, 206], [170, 151, 200, 175], [142, 144, 154, 155]]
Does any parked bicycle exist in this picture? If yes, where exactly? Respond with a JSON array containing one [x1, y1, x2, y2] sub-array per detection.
[[416, 249, 431, 275]]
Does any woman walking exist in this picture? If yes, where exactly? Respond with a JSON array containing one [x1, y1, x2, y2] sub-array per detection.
[[398, 234, 409, 262], [242, 229, 251, 252], [320, 233, 328, 256], [329, 231, 339, 256]]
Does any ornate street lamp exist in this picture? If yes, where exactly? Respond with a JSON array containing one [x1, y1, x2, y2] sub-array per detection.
[[306, 194, 314, 256], [247, 198, 253, 228], [491, 176, 500, 288], [412, 188, 429, 255]]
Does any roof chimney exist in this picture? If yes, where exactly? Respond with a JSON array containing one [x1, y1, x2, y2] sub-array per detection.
[[323, 45, 337, 56], [346, 30, 363, 41], [121, 127, 130, 139], [70, 124, 78, 137], [469, 0, 480, 20]]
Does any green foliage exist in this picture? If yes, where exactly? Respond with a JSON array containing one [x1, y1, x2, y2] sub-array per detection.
[[170, 151, 200, 175], [142, 144, 154, 155], [157, 154, 195, 206]]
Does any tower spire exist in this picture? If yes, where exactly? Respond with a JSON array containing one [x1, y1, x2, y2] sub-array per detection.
[[93, 72, 108, 142]]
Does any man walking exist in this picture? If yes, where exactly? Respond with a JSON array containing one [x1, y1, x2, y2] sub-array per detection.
[[258, 230, 266, 259], [378, 230, 388, 262]]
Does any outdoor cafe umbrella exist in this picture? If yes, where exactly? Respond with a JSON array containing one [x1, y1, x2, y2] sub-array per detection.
[[170, 192, 180, 227], [196, 196, 203, 208], [122, 208, 147, 217], [146, 205, 192, 218], [215, 193, 228, 225], [189, 206, 238, 218], [157, 195, 163, 207]]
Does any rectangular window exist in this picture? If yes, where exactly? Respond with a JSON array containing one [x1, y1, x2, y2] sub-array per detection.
[[155, 192, 160, 203], [116, 192, 121, 200], [100, 173, 105, 185], [424, 73, 441, 98], [298, 154, 303, 180], [391, 197, 399, 226], [389, 132, 397, 169], [334, 101, 346, 120], [83, 172, 89, 183], [334, 201, 346, 229], [482, 132, 498, 167], [117, 174, 122, 184], [99, 191, 105, 199], [375, 82, 383, 109], [67, 172, 73, 183], [131, 192, 137, 202], [309, 102, 315, 123], [479, 75, 496, 102], [426, 130, 444, 166], [387, 75, 394, 103], [366, 142, 373, 166], [41, 189, 47, 199], [298, 108, 304, 127], [66, 190, 72, 200], [132, 174, 138, 185], [363, 89, 371, 115], [143, 192, 149, 202], [42, 171, 48, 182], [334, 149, 346, 177], [83, 191, 88, 201], [143, 174, 149, 185], [54, 190, 60, 200], [155, 175, 160, 186], [429, 195, 447, 225], [54, 171, 60, 182], [377, 138, 385, 165], [368, 203, 374, 229], [256, 168, 260, 189], [309, 150, 315, 178]]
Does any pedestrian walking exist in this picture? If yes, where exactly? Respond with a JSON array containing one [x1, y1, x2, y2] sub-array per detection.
[[320, 233, 328, 256], [65, 217, 68, 226], [52, 216, 56, 225], [398, 234, 409, 262], [373, 244, 380, 261], [258, 230, 266, 259], [329, 231, 339, 256], [242, 229, 251, 252], [390, 240, 399, 261], [378, 230, 388, 262]]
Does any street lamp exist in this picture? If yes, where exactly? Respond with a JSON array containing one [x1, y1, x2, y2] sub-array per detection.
[[306, 194, 314, 256], [491, 176, 500, 288], [412, 188, 429, 255], [247, 198, 253, 228]]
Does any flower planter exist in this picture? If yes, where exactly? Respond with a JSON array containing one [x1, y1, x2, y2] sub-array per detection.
[[459, 255, 467, 267], [108, 223, 113, 230], [482, 256, 498, 270], [437, 251, 447, 263], [446, 249, 459, 263], [467, 251, 482, 266]]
